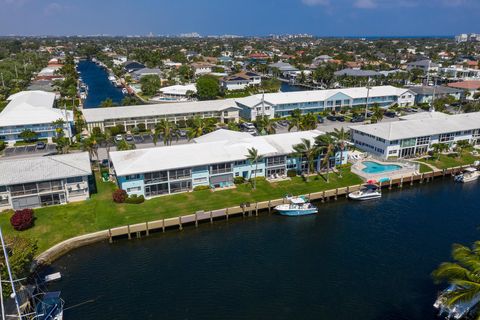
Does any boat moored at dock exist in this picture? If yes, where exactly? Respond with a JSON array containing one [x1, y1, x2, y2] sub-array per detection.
[[434, 285, 480, 319], [274, 195, 318, 216], [348, 184, 382, 201], [454, 167, 479, 183]]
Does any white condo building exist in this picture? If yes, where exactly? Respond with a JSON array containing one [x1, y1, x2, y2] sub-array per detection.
[[235, 85, 416, 120], [350, 111, 480, 159]]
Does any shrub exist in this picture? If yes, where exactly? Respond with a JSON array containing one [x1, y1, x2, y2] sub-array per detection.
[[233, 176, 245, 184], [10, 209, 35, 231], [193, 185, 210, 191], [287, 170, 297, 178], [0, 141, 6, 152], [125, 194, 145, 204], [112, 189, 128, 203]]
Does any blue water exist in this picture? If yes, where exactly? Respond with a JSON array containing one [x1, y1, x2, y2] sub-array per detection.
[[280, 81, 306, 92], [77, 60, 125, 108], [362, 161, 402, 174], [46, 181, 480, 320]]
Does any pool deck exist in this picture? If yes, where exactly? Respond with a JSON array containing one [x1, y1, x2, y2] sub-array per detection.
[[351, 158, 419, 181]]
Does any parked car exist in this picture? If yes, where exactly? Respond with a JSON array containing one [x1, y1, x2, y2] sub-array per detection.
[[351, 115, 365, 123], [326, 115, 337, 121], [125, 134, 134, 142], [317, 116, 324, 123], [178, 130, 187, 138], [384, 111, 396, 118], [241, 122, 256, 130], [36, 141, 46, 150], [115, 134, 123, 142], [337, 116, 345, 122], [366, 111, 373, 118]]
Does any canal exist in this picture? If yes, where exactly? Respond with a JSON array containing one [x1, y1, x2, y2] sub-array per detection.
[[77, 60, 125, 108], [47, 180, 479, 320]]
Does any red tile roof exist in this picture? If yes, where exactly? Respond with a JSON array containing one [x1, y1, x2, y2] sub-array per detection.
[[447, 80, 480, 90]]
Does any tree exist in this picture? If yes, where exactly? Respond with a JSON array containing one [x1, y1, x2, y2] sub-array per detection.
[[292, 138, 319, 182], [300, 113, 317, 130], [19, 129, 38, 142], [455, 140, 471, 157], [255, 115, 277, 135], [331, 128, 349, 177], [55, 136, 70, 154], [372, 104, 384, 123], [116, 140, 135, 151], [51, 118, 66, 139], [315, 135, 336, 183], [100, 98, 114, 108], [196, 75, 220, 100], [140, 75, 161, 96], [431, 143, 449, 160], [186, 117, 216, 140], [155, 119, 178, 146], [122, 96, 138, 106], [245, 147, 263, 190], [178, 65, 194, 81], [432, 241, 480, 318], [81, 136, 100, 171], [288, 109, 303, 132]]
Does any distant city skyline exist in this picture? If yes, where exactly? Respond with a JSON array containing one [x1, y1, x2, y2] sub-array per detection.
[[0, 0, 479, 37]]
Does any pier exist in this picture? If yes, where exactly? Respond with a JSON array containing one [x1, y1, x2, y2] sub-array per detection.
[[34, 164, 468, 266]]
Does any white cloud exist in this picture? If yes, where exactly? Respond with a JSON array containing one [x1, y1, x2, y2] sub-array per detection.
[[354, 0, 377, 8], [43, 2, 67, 15]]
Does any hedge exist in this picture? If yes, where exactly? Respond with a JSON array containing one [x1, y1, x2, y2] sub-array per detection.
[[10, 209, 35, 231]]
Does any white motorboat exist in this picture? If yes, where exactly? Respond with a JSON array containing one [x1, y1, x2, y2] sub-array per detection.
[[348, 184, 381, 201], [454, 167, 479, 183], [274, 196, 318, 216]]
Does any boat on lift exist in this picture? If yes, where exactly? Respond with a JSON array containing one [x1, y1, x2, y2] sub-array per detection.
[[348, 184, 382, 201], [274, 195, 318, 216]]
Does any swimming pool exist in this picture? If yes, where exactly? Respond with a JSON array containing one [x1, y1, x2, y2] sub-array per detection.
[[361, 161, 402, 174]]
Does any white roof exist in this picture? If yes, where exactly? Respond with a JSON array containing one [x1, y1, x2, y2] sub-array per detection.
[[0, 91, 72, 127], [399, 111, 450, 121], [192, 129, 253, 143], [350, 112, 480, 141], [159, 84, 197, 96], [236, 86, 412, 108], [110, 130, 325, 176], [83, 99, 241, 123], [0, 152, 91, 185]]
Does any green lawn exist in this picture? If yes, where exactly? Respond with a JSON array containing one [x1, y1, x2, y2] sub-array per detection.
[[418, 151, 479, 170], [419, 163, 433, 173], [0, 167, 362, 253]]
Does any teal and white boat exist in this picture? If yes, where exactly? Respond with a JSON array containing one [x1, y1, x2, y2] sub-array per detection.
[[275, 196, 318, 216]]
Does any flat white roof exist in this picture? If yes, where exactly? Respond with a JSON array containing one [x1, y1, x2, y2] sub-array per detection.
[[83, 99, 241, 123], [0, 152, 91, 185], [110, 130, 325, 176], [350, 112, 480, 141], [236, 86, 412, 108], [0, 91, 72, 127], [399, 111, 450, 121], [159, 84, 197, 95]]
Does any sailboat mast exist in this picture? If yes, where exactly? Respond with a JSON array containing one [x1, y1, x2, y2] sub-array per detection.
[[0, 228, 23, 319]]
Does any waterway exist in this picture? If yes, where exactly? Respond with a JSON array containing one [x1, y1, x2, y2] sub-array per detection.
[[77, 60, 125, 108], [47, 180, 479, 320], [280, 81, 308, 92]]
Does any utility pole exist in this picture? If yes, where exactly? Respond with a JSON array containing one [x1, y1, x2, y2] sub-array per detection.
[[0, 73, 4, 88]]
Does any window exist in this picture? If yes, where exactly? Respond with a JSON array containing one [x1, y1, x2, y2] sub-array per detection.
[[126, 174, 140, 181], [223, 111, 228, 116], [127, 186, 141, 192], [439, 133, 454, 142], [169, 168, 191, 180], [66, 176, 83, 184], [210, 162, 232, 175], [0, 186, 6, 193], [266, 156, 285, 167], [145, 183, 169, 197], [193, 177, 207, 184], [388, 150, 398, 155], [234, 160, 247, 166], [416, 136, 430, 145], [144, 171, 168, 184], [169, 180, 191, 193], [400, 138, 416, 148]]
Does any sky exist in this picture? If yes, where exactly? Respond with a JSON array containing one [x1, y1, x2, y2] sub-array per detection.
[[0, 0, 478, 37]]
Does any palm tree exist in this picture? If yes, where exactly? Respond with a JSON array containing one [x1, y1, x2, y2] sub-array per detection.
[[292, 138, 319, 182], [116, 140, 135, 151], [186, 117, 216, 140], [372, 104, 384, 123], [300, 113, 317, 130], [81, 136, 100, 171], [455, 140, 471, 158], [102, 130, 114, 171], [156, 120, 179, 146], [431, 143, 449, 160], [331, 128, 350, 177], [245, 147, 263, 190], [288, 108, 303, 132], [432, 241, 480, 317], [256, 115, 277, 135], [315, 135, 336, 183]]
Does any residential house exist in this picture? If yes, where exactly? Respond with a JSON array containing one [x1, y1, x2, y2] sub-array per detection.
[[220, 72, 262, 91]]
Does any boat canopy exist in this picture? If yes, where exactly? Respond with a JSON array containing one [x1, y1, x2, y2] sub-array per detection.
[[464, 167, 477, 173]]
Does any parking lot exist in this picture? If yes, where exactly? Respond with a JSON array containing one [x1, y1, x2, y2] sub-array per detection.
[[3, 143, 57, 157]]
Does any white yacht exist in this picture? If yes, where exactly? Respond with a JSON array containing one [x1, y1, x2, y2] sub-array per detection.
[[348, 184, 382, 201], [454, 167, 479, 183], [275, 196, 318, 216], [434, 285, 480, 319]]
